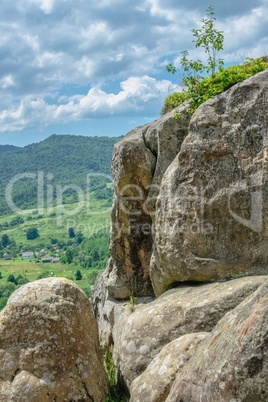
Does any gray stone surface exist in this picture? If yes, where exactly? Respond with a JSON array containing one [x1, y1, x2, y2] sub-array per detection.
[[151, 69, 268, 295], [91, 69, 268, 401], [166, 280, 268, 402], [114, 276, 267, 386], [92, 105, 190, 302], [130, 332, 208, 402], [0, 278, 109, 402]]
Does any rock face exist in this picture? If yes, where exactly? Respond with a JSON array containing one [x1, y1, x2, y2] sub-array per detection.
[[0, 278, 109, 402], [113, 276, 267, 387], [92, 105, 189, 346], [166, 280, 268, 402], [91, 68, 268, 400], [129, 332, 208, 402], [151, 69, 268, 295], [95, 104, 190, 301]]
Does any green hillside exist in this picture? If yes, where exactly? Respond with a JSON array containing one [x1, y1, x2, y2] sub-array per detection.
[[0, 134, 120, 308], [0, 134, 119, 215], [0, 145, 20, 154]]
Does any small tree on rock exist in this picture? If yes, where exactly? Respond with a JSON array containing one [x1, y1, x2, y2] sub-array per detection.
[[166, 5, 224, 112]]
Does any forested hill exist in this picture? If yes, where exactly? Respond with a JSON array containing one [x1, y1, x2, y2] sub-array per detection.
[[0, 145, 20, 154], [0, 134, 120, 215]]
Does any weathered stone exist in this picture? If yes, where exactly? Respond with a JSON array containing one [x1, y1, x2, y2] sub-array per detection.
[[93, 105, 190, 302], [92, 105, 190, 352], [91, 68, 268, 399], [92, 260, 155, 347], [0, 278, 109, 402], [151, 69, 268, 296], [114, 276, 267, 386], [166, 280, 268, 402], [92, 260, 120, 347], [129, 332, 208, 402], [143, 106, 190, 215], [108, 126, 156, 299]]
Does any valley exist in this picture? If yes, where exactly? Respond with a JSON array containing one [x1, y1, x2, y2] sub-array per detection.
[[0, 134, 118, 309]]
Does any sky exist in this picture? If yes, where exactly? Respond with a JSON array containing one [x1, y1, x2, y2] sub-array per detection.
[[0, 0, 268, 146]]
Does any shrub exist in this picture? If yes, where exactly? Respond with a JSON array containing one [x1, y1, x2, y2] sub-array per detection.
[[7, 274, 17, 285], [162, 91, 190, 114], [36, 271, 51, 280], [164, 5, 268, 117], [16, 276, 30, 285], [26, 227, 39, 240], [75, 269, 82, 280], [162, 57, 268, 115]]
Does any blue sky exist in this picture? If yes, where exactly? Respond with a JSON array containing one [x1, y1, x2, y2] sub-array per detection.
[[0, 0, 268, 146]]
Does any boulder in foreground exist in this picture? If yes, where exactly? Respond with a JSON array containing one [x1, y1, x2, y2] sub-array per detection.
[[0, 277, 109, 402]]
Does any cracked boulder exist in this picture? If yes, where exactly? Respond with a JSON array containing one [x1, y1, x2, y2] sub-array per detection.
[[129, 332, 208, 402], [151, 69, 268, 295], [94, 105, 190, 301], [166, 280, 268, 402], [0, 278, 109, 402], [114, 276, 267, 387]]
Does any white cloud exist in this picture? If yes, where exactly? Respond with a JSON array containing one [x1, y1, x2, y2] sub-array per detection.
[[29, 0, 55, 14], [223, 5, 268, 54], [0, 75, 15, 89], [0, 76, 172, 132], [40, 0, 54, 13], [0, 0, 267, 136]]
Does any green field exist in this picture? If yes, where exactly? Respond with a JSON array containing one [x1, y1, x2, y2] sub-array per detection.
[[0, 258, 96, 289], [0, 134, 116, 311], [0, 196, 111, 248], [0, 195, 112, 310], [0, 258, 101, 310]]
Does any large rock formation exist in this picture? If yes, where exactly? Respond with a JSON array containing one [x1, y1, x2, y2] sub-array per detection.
[[166, 280, 268, 402], [92, 67, 268, 401], [92, 104, 190, 346], [94, 103, 190, 301], [113, 276, 267, 386], [0, 278, 109, 402], [1, 68, 267, 401], [151, 70, 268, 295], [129, 332, 208, 402], [94, 69, 268, 307]]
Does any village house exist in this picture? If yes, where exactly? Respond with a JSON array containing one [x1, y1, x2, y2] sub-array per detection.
[[3, 253, 12, 260], [41, 257, 60, 263], [21, 251, 35, 260]]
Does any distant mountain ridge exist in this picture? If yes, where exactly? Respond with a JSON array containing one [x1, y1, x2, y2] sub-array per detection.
[[0, 134, 120, 215], [0, 144, 20, 154], [1, 134, 118, 174]]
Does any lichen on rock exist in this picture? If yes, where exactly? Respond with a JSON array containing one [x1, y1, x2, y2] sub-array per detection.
[[92, 68, 268, 401], [0, 277, 109, 402], [166, 280, 268, 402], [151, 69, 268, 295]]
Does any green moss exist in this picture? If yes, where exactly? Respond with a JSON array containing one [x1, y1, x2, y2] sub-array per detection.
[[162, 57, 268, 116]]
